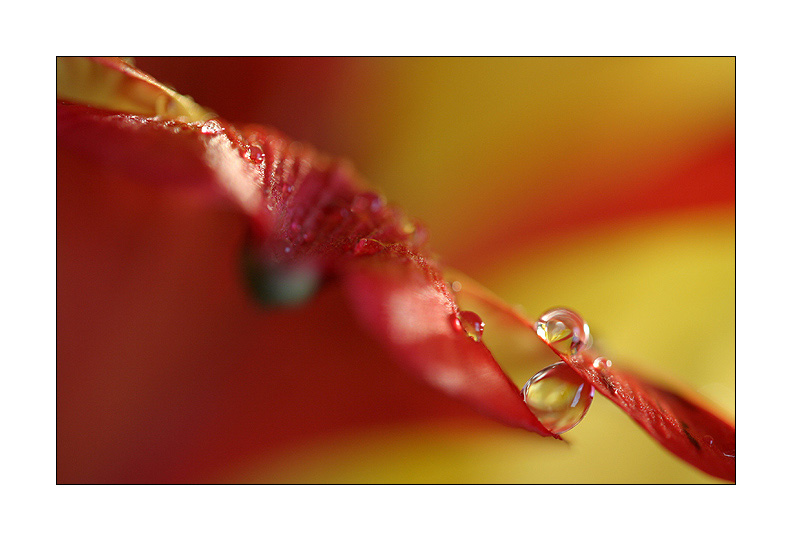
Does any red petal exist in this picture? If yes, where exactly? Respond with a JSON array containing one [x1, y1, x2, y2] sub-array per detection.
[[58, 58, 733, 481], [58, 107, 486, 483], [451, 276, 735, 482], [340, 248, 554, 436], [573, 357, 735, 482], [57, 92, 554, 483], [57, 103, 263, 216]]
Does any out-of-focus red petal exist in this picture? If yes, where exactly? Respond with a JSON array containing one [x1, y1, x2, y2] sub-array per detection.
[[58, 108, 487, 483], [453, 134, 735, 272], [340, 248, 554, 437], [57, 92, 552, 482], [57, 103, 263, 217], [453, 279, 735, 481], [58, 57, 213, 122]]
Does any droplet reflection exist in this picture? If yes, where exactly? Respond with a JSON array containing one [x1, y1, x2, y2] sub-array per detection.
[[535, 307, 591, 356], [458, 310, 485, 342]]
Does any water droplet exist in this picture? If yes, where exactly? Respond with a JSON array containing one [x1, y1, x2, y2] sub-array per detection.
[[450, 280, 462, 293], [593, 356, 612, 370], [200, 120, 223, 135], [700, 434, 734, 458], [522, 362, 594, 434], [458, 310, 485, 342], [353, 238, 386, 256], [535, 307, 591, 356], [248, 143, 264, 162]]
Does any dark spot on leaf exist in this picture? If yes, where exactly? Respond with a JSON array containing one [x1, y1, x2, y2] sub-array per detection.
[[681, 426, 701, 451], [241, 239, 321, 307], [600, 373, 616, 395]]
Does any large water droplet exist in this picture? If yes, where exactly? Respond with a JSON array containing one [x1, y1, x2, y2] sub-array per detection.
[[522, 362, 594, 434], [535, 307, 591, 356], [458, 310, 485, 342]]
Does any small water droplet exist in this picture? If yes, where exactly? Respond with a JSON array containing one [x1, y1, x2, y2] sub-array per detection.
[[248, 143, 264, 162], [458, 310, 485, 342], [451, 280, 462, 293], [593, 356, 612, 370], [698, 432, 734, 458], [522, 362, 594, 434], [535, 307, 591, 356], [353, 238, 386, 256], [200, 120, 223, 135]]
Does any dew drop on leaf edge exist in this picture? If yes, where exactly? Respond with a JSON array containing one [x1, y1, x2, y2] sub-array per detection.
[[453, 310, 485, 342], [535, 307, 591, 356], [522, 361, 595, 434]]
